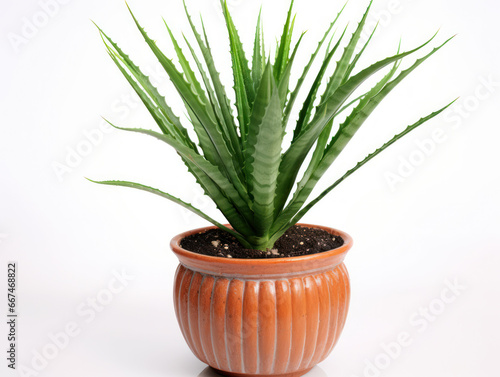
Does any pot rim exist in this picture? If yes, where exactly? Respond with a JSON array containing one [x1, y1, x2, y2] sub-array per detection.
[[170, 223, 353, 279]]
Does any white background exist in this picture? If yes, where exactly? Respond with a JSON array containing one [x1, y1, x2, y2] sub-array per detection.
[[1, 0, 499, 376]]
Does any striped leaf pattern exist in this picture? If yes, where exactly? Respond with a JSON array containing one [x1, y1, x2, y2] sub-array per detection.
[[244, 63, 283, 238]]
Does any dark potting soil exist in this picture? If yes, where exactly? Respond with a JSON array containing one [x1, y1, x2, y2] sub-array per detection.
[[180, 225, 344, 259]]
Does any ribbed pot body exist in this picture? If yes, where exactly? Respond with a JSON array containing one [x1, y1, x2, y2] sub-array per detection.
[[170, 224, 352, 377]]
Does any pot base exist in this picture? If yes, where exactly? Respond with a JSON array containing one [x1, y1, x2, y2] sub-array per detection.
[[211, 367, 313, 377]]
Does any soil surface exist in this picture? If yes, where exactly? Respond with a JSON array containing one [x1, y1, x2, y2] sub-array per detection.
[[180, 225, 344, 259]]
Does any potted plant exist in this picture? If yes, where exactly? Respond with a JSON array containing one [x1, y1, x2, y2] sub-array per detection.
[[90, 0, 453, 376]]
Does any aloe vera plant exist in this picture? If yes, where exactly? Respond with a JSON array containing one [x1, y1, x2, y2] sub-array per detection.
[[91, 0, 454, 251]]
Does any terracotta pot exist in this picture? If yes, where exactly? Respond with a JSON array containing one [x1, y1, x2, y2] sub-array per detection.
[[170, 224, 352, 377]]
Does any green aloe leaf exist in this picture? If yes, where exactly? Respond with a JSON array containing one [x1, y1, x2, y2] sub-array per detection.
[[283, 1, 347, 127], [165, 22, 211, 112], [292, 25, 348, 141], [220, 0, 255, 141], [87, 178, 253, 247], [324, 37, 454, 163], [112, 124, 254, 219], [126, 5, 249, 204], [273, 32, 439, 216], [164, 23, 243, 164], [94, 1, 455, 251], [102, 118, 256, 236], [321, 0, 373, 101], [185, 157, 255, 237], [182, 35, 243, 165], [244, 63, 283, 236], [342, 23, 379, 84], [220, 0, 255, 102], [182, 2, 242, 160], [299, 45, 402, 197], [278, 32, 305, 110], [125, 6, 221, 166], [272, 99, 457, 239], [272, 58, 401, 233], [274, 0, 295, 81], [252, 9, 264, 92], [96, 24, 194, 148], [166, 23, 243, 164]]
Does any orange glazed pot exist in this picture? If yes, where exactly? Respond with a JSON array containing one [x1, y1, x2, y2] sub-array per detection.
[[170, 224, 352, 377]]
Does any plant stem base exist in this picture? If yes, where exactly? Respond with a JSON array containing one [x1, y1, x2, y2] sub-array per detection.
[[211, 367, 314, 377]]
